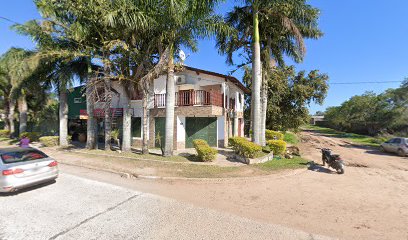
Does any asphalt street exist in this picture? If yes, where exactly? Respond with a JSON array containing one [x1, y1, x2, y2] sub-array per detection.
[[0, 171, 332, 240]]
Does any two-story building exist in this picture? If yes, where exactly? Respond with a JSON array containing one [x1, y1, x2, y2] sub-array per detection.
[[68, 66, 249, 149]]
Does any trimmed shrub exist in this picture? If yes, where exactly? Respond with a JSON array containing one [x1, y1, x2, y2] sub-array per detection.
[[19, 132, 40, 142], [0, 130, 10, 138], [39, 136, 59, 147], [228, 136, 247, 148], [193, 139, 217, 162], [229, 136, 262, 158], [265, 130, 283, 140], [267, 140, 287, 156]]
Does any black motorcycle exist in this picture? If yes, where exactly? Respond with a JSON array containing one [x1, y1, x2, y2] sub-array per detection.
[[321, 148, 345, 174]]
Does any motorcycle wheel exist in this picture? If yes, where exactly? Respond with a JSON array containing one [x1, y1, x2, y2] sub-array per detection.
[[336, 164, 345, 174]]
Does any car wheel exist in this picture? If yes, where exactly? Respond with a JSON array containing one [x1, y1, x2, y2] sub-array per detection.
[[398, 149, 405, 157]]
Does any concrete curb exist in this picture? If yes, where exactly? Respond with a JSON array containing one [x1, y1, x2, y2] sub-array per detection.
[[59, 161, 309, 182]]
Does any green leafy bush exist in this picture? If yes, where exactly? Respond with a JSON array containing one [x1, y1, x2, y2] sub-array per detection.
[[19, 132, 40, 142], [39, 136, 59, 147], [267, 140, 287, 156], [0, 130, 10, 138], [265, 130, 283, 140], [229, 136, 262, 158], [228, 136, 247, 148], [193, 139, 217, 162]]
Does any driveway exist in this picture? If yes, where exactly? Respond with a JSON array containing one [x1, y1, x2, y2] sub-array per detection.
[[0, 171, 330, 240]]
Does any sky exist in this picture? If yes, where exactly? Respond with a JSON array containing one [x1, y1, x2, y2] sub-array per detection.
[[1, 0, 407, 114]]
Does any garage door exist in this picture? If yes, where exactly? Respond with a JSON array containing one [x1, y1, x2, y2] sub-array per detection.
[[185, 117, 217, 148]]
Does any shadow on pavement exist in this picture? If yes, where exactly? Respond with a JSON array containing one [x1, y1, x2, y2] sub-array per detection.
[[307, 162, 335, 174]]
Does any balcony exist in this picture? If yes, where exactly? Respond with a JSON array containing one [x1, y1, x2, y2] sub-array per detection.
[[154, 90, 223, 108]]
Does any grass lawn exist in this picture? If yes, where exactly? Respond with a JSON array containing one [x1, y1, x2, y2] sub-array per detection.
[[254, 156, 309, 171], [51, 148, 310, 178], [303, 125, 387, 147], [283, 132, 299, 145]]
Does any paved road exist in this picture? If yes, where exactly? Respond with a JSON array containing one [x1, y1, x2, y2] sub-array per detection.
[[0, 171, 332, 240]]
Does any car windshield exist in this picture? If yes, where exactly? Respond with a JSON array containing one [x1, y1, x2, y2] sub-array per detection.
[[1, 149, 48, 164]]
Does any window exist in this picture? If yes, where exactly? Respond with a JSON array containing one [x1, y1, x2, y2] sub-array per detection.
[[393, 138, 401, 144], [131, 117, 142, 138], [74, 98, 82, 103], [1, 149, 48, 164]]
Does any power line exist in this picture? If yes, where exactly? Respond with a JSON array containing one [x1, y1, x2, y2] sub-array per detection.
[[329, 81, 403, 85], [0, 16, 20, 25]]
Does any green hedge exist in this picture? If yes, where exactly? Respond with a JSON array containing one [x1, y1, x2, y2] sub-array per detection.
[[265, 130, 284, 140], [193, 139, 217, 162], [267, 140, 287, 156], [229, 136, 262, 158], [19, 132, 40, 142], [0, 130, 10, 138], [39, 136, 59, 147]]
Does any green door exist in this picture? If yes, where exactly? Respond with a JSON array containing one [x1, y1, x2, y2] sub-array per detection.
[[185, 117, 217, 148], [154, 117, 165, 148]]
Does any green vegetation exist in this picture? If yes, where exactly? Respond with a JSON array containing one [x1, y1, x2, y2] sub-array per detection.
[[267, 140, 287, 156], [255, 157, 309, 171], [229, 136, 262, 158], [283, 132, 299, 145], [304, 125, 387, 147], [19, 132, 40, 142], [265, 130, 283, 140], [193, 139, 217, 162], [0, 130, 10, 138], [323, 83, 408, 137], [39, 136, 59, 147]]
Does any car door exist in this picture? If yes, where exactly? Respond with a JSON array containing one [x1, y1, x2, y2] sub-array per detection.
[[383, 139, 394, 152], [390, 138, 401, 153]]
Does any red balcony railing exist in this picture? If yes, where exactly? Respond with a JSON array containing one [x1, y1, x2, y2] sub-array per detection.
[[154, 90, 223, 108]]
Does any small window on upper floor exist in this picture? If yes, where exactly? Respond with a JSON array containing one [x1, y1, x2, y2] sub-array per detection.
[[74, 98, 82, 103]]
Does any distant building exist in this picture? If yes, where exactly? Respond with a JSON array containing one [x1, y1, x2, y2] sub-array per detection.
[[310, 115, 325, 125]]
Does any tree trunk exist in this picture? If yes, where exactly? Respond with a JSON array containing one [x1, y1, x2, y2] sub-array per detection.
[[142, 92, 149, 154], [18, 94, 28, 134], [164, 48, 175, 156], [251, 4, 262, 145], [4, 97, 10, 131], [8, 98, 16, 137], [86, 59, 97, 149], [104, 78, 112, 151], [59, 87, 69, 146], [122, 84, 132, 152], [86, 82, 97, 149], [260, 70, 267, 146]]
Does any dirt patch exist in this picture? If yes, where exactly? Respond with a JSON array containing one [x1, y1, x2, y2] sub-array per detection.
[[84, 130, 407, 240], [347, 163, 369, 168]]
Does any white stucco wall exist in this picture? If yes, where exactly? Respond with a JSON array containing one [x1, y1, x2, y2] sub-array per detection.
[[177, 116, 186, 142]]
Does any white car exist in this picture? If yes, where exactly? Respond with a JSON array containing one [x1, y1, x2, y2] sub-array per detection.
[[380, 138, 408, 156], [0, 147, 58, 193]]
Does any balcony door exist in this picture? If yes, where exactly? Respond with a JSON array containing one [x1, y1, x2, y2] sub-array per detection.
[[178, 90, 192, 106]]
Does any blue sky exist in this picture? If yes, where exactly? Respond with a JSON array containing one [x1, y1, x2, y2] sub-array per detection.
[[1, 0, 407, 114]]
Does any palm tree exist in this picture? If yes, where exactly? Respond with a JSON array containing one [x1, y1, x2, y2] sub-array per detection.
[[0, 48, 36, 137], [217, 0, 322, 145], [151, 0, 231, 156]]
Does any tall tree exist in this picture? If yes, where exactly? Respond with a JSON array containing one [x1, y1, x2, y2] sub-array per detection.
[[218, 0, 322, 145]]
